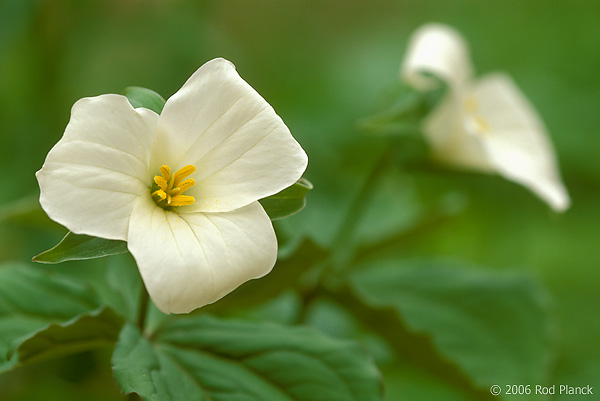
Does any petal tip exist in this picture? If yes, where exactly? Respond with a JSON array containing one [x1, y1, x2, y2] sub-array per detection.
[[549, 188, 571, 213], [204, 57, 237, 72]]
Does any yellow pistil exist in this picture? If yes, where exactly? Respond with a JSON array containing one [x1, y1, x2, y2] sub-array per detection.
[[463, 96, 491, 136], [152, 164, 196, 208], [473, 115, 491, 134], [463, 96, 479, 114]]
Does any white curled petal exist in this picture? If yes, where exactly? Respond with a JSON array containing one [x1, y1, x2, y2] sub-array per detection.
[[127, 196, 277, 314], [402, 23, 473, 90], [151, 58, 308, 213], [468, 73, 570, 211], [36, 95, 159, 240]]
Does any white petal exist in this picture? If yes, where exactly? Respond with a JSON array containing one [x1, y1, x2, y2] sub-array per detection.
[[36, 95, 159, 240], [423, 94, 496, 171], [127, 195, 277, 314], [467, 74, 570, 211], [402, 23, 473, 91], [150, 58, 308, 213]]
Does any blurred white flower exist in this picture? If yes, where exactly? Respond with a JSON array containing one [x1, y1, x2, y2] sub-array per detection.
[[402, 23, 570, 212], [37, 58, 308, 313]]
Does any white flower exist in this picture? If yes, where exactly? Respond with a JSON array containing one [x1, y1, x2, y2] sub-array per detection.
[[36, 58, 308, 313], [401, 23, 570, 212]]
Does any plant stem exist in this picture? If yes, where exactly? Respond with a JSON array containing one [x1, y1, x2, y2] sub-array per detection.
[[136, 285, 149, 332], [297, 147, 393, 323], [329, 146, 393, 271]]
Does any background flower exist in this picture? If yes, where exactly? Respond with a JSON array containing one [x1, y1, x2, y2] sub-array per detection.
[[402, 23, 570, 212]]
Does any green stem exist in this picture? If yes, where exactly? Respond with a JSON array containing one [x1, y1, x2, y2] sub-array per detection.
[[297, 147, 392, 322], [352, 211, 450, 267], [136, 285, 149, 332], [329, 146, 393, 271]]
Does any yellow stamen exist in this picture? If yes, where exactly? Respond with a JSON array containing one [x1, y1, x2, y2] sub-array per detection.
[[154, 176, 168, 191], [159, 165, 171, 181], [169, 195, 195, 207], [171, 178, 195, 196], [152, 164, 196, 208], [171, 165, 196, 189]]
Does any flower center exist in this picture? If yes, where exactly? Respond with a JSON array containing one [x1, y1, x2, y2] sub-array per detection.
[[463, 96, 491, 135], [151, 164, 196, 208]]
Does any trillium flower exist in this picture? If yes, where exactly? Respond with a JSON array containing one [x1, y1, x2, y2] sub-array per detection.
[[36, 58, 308, 313], [402, 23, 570, 211]]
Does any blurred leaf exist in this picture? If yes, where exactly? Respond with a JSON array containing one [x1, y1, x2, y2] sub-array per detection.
[[113, 315, 383, 401], [13, 307, 123, 367], [358, 81, 446, 166], [0, 264, 105, 372], [303, 298, 394, 366], [348, 260, 554, 391], [260, 178, 313, 220], [380, 362, 472, 401], [0, 195, 54, 228], [33, 232, 128, 264], [123, 86, 166, 114], [358, 81, 444, 137]]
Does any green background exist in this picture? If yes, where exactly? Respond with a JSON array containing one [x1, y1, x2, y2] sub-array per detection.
[[1, 0, 599, 400]]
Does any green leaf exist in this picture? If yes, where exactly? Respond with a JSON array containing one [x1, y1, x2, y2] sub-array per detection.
[[113, 315, 383, 401], [348, 260, 553, 391], [259, 178, 313, 220], [101, 254, 143, 324], [14, 307, 123, 366], [0, 263, 117, 372], [33, 231, 128, 264], [123, 86, 166, 114], [359, 81, 445, 137]]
